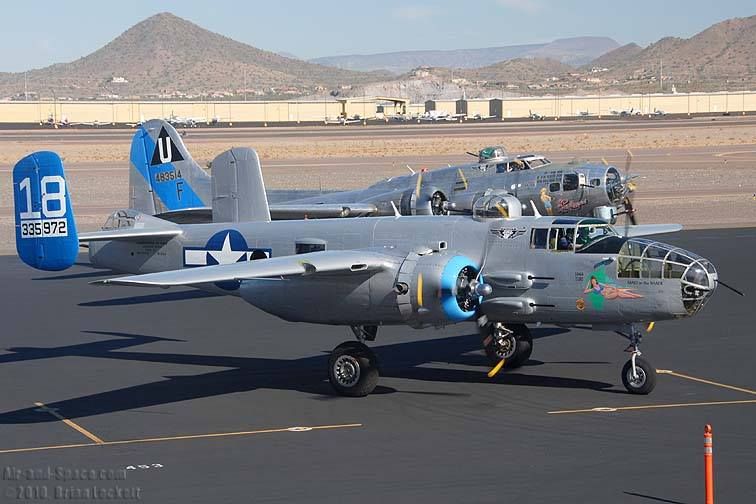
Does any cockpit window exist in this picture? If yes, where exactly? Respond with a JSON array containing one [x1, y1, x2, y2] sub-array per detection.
[[530, 228, 548, 249], [547, 227, 575, 251], [549, 182, 561, 193], [575, 224, 616, 251]]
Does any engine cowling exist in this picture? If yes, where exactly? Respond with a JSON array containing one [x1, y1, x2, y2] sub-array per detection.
[[395, 252, 483, 328], [399, 186, 448, 215]]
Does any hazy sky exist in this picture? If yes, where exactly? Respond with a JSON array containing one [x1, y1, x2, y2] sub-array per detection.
[[1, 0, 753, 72]]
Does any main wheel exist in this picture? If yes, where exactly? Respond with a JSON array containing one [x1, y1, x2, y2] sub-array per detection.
[[621, 357, 657, 394], [328, 341, 379, 397], [482, 324, 533, 369]]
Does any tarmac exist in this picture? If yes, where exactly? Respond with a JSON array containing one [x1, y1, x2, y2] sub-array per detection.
[[0, 228, 753, 503]]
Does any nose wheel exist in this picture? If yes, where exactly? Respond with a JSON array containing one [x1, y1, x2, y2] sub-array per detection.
[[617, 325, 657, 394]]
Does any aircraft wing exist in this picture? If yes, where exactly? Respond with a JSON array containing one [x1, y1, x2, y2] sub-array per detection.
[[93, 250, 395, 287], [624, 224, 683, 237]]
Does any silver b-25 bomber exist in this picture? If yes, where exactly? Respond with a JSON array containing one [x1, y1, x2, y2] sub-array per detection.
[[14, 148, 724, 397]]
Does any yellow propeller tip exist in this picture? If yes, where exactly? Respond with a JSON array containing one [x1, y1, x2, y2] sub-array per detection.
[[646, 321, 655, 332], [487, 359, 506, 378]]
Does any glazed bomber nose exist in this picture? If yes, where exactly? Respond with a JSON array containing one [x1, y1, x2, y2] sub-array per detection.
[[680, 255, 717, 315]]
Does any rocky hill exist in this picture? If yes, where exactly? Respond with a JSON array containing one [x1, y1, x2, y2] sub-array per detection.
[[588, 16, 756, 89], [0, 13, 389, 99]]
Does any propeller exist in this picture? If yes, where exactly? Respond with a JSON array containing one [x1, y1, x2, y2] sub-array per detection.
[[612, 150, 639, 235], [458, 235, 507, 378]]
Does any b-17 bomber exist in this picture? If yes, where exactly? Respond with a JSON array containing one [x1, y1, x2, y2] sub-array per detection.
[[128, 120, 634, 224]]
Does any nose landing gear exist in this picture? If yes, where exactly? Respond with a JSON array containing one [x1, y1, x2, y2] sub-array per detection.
[[617, 325, 657, 394]]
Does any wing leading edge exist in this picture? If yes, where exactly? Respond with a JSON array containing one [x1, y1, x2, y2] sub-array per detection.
[[93, 250, 396, 287]]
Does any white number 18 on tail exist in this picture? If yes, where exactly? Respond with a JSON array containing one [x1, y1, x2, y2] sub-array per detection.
[[18, 175, 68, 238]]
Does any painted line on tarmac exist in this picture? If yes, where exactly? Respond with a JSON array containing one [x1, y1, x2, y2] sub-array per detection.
[[0, 423, 362, 455], [548, 399, 756, 415], [34, 401, 105, 444], [655, 369, 756, 395]]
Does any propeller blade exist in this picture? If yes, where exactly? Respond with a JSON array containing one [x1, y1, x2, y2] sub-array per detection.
[[646, 321, 655, 332], [716, 279, 745, 297]]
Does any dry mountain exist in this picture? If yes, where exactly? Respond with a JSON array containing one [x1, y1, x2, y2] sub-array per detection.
[[312, 37, 619, 74], [0, 13, 389, 99], [587, 15, 756, 87]]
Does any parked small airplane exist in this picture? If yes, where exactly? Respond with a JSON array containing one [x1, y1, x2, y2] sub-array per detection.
[[325, 114, 365, 125], [529, 110, 546, 121], [13, 150, 730, 396], [40, 115, 112, 128], [418, 110, 466, 122]]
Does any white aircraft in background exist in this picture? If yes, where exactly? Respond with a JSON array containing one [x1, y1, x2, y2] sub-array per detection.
[[166, 113, 207, 127], [325, 114, 365, 125], [418, 110, 466, 122], [610, 108, 640, 117], [40, 115, 112, 128]]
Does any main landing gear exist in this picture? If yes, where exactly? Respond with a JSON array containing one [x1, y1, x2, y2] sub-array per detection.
[[480, 322, 533, 369], [328, 326, 379, 397], [617, 325, 657, 394]]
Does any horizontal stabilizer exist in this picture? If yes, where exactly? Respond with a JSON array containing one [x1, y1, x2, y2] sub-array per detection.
[[93, 250, 394, 287], [624, 224, 683, 237], [80, 209, 183, 243], [79, 228, 183, 242]]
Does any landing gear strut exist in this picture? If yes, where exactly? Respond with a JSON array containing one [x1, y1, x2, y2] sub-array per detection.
[[617, 325, 657, 394], [480, 323, 533, 369], [328, 326, 379, 397]]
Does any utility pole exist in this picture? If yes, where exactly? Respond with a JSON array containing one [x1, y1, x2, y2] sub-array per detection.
[[243, 69, 247, 102], [660, 58, 663, 92], [24, 71, 28, 101]]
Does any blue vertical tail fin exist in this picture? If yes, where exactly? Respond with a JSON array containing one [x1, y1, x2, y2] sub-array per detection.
[[13, 151, 79, 271], [129, 119, 211, 215]]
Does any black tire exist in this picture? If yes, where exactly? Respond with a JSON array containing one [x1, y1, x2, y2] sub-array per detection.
[[509, 326, 533, 368], [621, 357, 657, 394], [482, 324, 533, 369], [328, 341, 379, 397]]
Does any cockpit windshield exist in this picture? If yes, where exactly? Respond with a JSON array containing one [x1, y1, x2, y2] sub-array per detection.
[[576, 222, 617, 250], [530, 218, 621, 253]]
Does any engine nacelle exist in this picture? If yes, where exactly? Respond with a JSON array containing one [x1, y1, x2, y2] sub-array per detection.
[[236, 251, 483, 329], [400, 186, 447, 215], [395, 252, 482, 328], [593, 205, 617, 224]]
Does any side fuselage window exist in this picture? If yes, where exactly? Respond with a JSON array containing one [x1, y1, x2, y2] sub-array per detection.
[[563, 173, 579, 191]]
